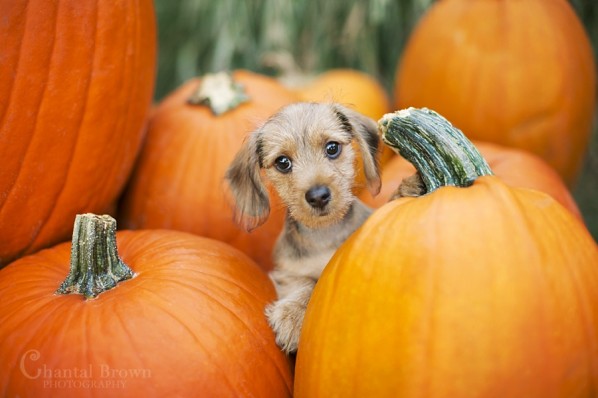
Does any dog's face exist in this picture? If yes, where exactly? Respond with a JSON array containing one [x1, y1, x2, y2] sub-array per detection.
[[226, 102, 380, 231], [259, 105, 358, 228]]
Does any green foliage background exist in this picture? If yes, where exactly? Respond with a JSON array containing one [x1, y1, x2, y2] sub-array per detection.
[[154, 0, 598, 240]]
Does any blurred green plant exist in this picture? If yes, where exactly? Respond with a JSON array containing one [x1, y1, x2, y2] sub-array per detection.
[[154, 0, 433, 99], [154, 0, 598, 240]]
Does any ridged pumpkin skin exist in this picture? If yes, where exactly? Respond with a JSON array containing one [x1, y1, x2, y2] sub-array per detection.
[[0, 0, 156, 267], [395, 0, 596, 185], [119, 70, 298, 271], [360, 141, 582, 219], [297, 177, 598, 398], [0, 229, 292, 398]]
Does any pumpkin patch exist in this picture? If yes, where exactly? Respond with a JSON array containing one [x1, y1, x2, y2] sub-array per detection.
[[0, 0, 596, 395]]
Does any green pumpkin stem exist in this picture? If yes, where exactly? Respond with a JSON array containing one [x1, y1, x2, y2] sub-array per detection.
[[378, 107, 493, 193], [56, 214, 135, 299], [187, 71, 249, 116]]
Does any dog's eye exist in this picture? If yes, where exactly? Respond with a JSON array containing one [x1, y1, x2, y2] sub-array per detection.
[[325, 141, 342, 159], [274, 156, 292, 173]]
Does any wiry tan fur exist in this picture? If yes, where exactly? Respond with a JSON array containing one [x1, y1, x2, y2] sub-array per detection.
[[226, 102, 381, 353]]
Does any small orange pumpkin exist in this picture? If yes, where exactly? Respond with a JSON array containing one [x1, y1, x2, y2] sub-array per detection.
[[296, 108, 598, 398], [294, 69, 391, 121], [0, 0, 156, 267], [0, 214, 292, 397], [395, 0, 596, 186], [118, 70, 298, 271]]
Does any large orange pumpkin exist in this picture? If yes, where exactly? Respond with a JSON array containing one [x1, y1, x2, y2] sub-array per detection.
[[360, 140, 582, 219], [0, 214, 292, 397], [0, 0, 156, 267], [295, 108, 598, 398], [395, 0, 596, 186], [119, 70, 298, 271]]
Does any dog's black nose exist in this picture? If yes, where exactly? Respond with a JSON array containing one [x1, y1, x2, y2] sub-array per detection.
[[305, 186, 331, 209]]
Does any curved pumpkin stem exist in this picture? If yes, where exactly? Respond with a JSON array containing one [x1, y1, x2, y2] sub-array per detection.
[[56, 214, 134, 299], [378, 107, 493, 193], [187, 72, 249, 116]]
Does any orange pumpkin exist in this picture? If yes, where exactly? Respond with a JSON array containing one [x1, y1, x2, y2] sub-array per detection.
[[118, 70, 298, 271], [360, 140, 582, 219], [395, 0, 596, 186], [294, 69, 391, 121], [0, 0, 156, 267], [0, 214, 292, 397], [296, 108, 598, 398]]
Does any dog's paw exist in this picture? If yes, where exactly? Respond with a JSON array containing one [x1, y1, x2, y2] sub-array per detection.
[[265, 299, 306, 354], [392, 172, 426, 199]]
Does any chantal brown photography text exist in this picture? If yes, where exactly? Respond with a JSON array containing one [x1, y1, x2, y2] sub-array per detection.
[[19, 349, 152, 390]]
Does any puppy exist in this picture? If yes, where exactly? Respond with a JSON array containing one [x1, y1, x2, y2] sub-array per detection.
[[225, 102, 381, 353]]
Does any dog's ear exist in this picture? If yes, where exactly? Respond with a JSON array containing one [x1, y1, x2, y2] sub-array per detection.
[[225, 130, 270, 231], [334, 105, 381, 196]]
